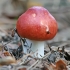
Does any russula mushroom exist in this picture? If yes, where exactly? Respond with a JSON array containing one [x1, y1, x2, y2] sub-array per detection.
[[16, 6, 58, 58]]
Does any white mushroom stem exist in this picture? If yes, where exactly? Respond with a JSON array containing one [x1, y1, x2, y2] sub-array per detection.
[[23, 39, 44, 58]]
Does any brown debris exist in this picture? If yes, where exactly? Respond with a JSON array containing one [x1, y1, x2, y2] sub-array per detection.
[[3, 51, 11, 56], [49, 60, 67, 70], [0, 28, 70, 70]]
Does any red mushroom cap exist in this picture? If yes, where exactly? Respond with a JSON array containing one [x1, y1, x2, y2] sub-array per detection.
[[16, 6, 58, 41]]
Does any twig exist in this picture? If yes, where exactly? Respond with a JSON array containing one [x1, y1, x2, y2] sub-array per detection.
[[47, 44, 52, 51], [18, 52, 35, 65], [27, 60, 39, 70]]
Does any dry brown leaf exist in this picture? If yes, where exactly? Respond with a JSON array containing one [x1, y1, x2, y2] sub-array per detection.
[[50, 60, 67, 70], [3, 51, 11, 56]]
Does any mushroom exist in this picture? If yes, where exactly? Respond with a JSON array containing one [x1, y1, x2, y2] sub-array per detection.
[[16, 6, 58, 58]]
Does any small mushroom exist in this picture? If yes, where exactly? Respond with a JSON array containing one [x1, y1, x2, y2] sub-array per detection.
[[16, 6, 58, 58]]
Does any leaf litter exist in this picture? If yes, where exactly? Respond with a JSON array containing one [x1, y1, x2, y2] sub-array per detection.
[[0, 28, 69, 70]]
